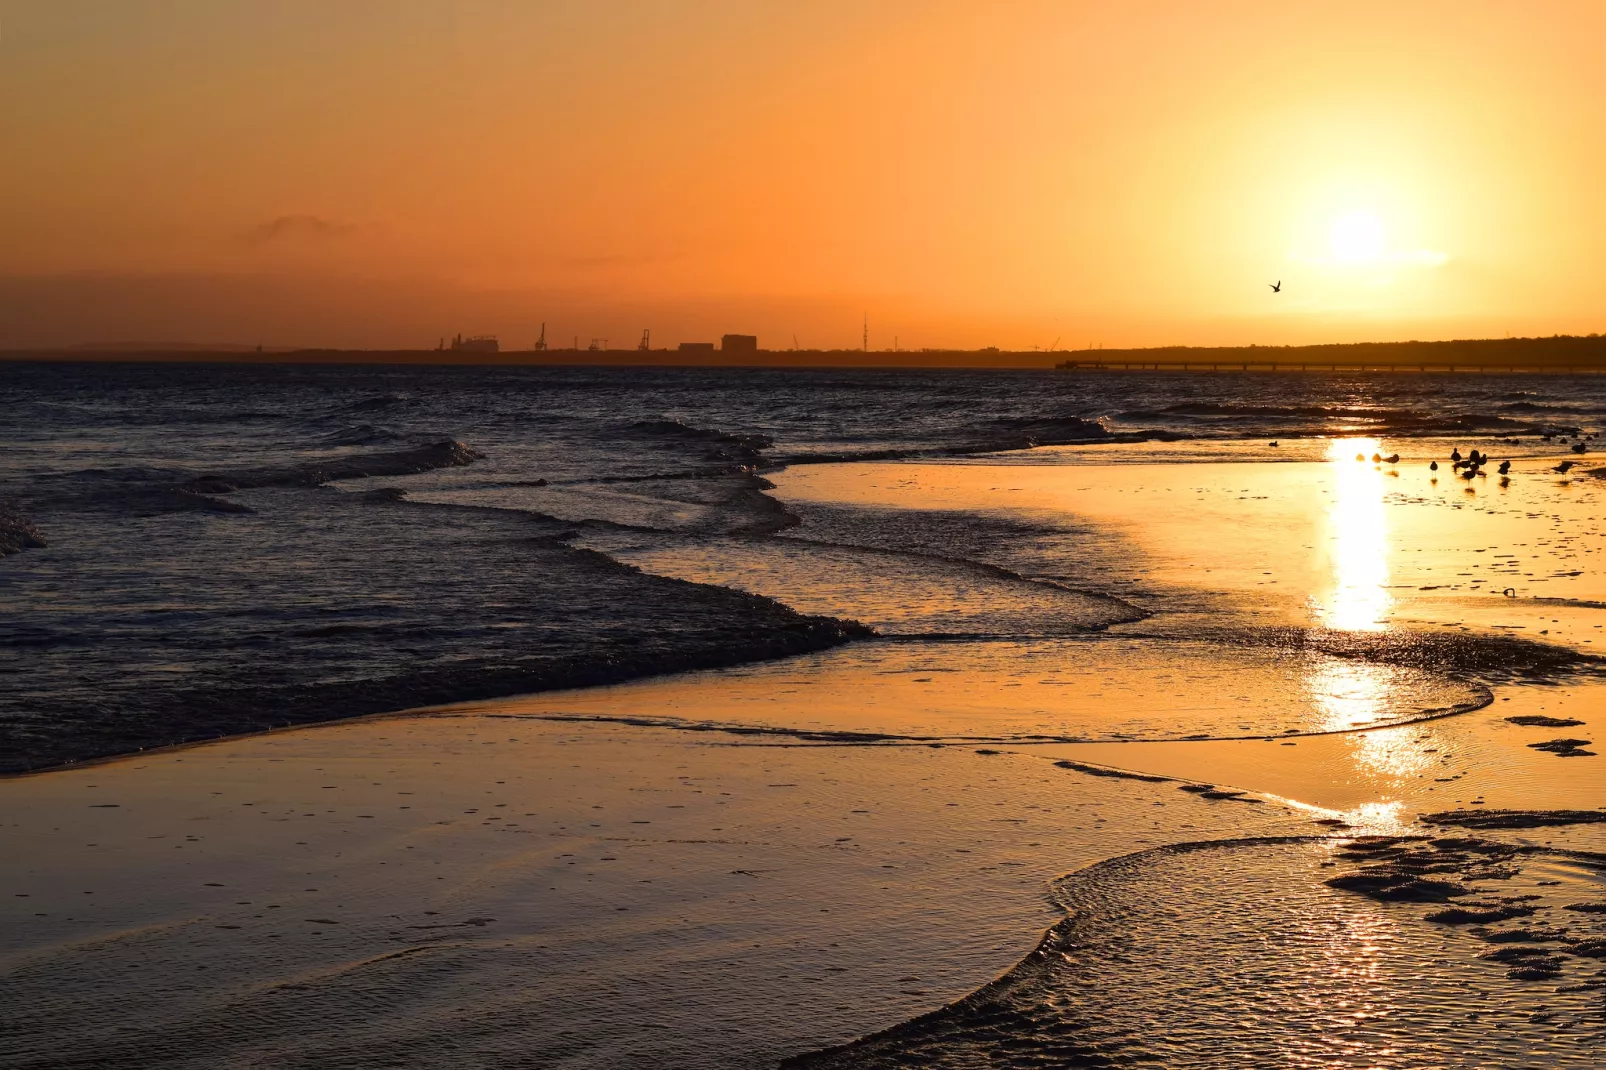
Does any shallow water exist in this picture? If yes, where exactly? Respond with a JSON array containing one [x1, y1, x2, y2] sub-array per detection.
[[491, 637, 1488, 741], [793, 837, 1606, 1069]]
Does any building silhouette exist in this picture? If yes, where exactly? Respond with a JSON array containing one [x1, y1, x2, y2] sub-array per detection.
[[449, 334, 499, 353], [721, 334, 758, 353]]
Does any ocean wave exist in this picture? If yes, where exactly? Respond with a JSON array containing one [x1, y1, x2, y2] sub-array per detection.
[[1496, 401, 1606, 416], [1112, 401, 1582, 437], [185, 440, 484, 491], [963, 416, 1113, 452], [628, 418, 773, 450], [1135, 401, 1355, 418], [316, 423, 410, 446], [340, 394, 421, 413], [52, 465, 193, 484], [125, 489, 256, 516]]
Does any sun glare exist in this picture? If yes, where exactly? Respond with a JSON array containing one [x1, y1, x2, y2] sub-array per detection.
[[1314, 437, 1391, 631], [1330, 211, 1386, 264]]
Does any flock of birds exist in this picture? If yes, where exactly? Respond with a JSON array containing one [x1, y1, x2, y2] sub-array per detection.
[[1428, 448, 1509, 482], [1346, 435, 1593, 484]]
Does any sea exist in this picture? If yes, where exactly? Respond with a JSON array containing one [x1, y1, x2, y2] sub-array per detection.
[[5, 360, 1604, 773]]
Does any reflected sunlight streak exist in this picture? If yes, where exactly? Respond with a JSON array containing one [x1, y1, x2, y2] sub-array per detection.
[[1308, 660, 1392, 733], [1315, 438, 1392, 632]]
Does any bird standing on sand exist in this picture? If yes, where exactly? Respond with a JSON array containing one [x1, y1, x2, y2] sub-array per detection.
[[1270, 281, 1282, 293], [1498, 459, 1511, 475], [1554, 460, 1576, 473], [1384, 453, 1400, 465], [1430, 460, 1438, 471], [1573, 442, 1587, 454]]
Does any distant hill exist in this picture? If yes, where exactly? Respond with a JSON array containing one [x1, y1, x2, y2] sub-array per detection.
[[1053, 334, 1606, 373]]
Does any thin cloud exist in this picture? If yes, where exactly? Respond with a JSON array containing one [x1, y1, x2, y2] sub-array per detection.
[[245, 215, 359, 245]]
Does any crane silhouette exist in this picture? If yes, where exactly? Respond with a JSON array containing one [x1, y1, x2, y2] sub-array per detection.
[[1269, 280, 1282, 293]]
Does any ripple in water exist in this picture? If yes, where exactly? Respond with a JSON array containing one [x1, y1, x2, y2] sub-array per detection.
[[792, 837, 1606, 1069]]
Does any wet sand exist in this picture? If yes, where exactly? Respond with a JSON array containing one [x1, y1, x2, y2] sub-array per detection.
[[1, 717, 1308, 1068]]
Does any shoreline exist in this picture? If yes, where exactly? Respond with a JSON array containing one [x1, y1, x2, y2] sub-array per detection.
[[0, 606, 868, 777], [12, 439, 1595, 776]]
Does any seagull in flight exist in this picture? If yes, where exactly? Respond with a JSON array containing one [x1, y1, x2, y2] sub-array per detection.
[[1269, 280, 1282, 293]]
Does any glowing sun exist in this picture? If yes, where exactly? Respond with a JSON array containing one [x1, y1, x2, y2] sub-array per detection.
[[1330, 210, 1386, 264]]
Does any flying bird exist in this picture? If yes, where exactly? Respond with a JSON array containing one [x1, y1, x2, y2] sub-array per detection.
[[1269, 281, 1282, 293]]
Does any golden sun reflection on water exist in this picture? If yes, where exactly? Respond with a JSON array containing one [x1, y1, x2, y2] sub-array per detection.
[[1308, 660, 1390, 732], [1342, 723, 1436, 782], [1337, 799, 1411, 834], [1306, 440, 1428, 817], [1313, 437, 1392, 632]]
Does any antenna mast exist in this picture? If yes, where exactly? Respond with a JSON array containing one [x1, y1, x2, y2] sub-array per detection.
[[863, 314, 868, 353], [534, 322, 547, 351], [638, 329, 651, 351]]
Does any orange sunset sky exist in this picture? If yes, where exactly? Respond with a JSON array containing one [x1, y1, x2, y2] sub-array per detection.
[[3, 1, 1605, 351]]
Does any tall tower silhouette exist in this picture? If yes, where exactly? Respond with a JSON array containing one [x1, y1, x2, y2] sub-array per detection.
[[862, 314, 868, 353]]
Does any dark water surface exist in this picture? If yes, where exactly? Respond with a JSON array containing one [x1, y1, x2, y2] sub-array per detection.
[[3, 361, 1603, 772]]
